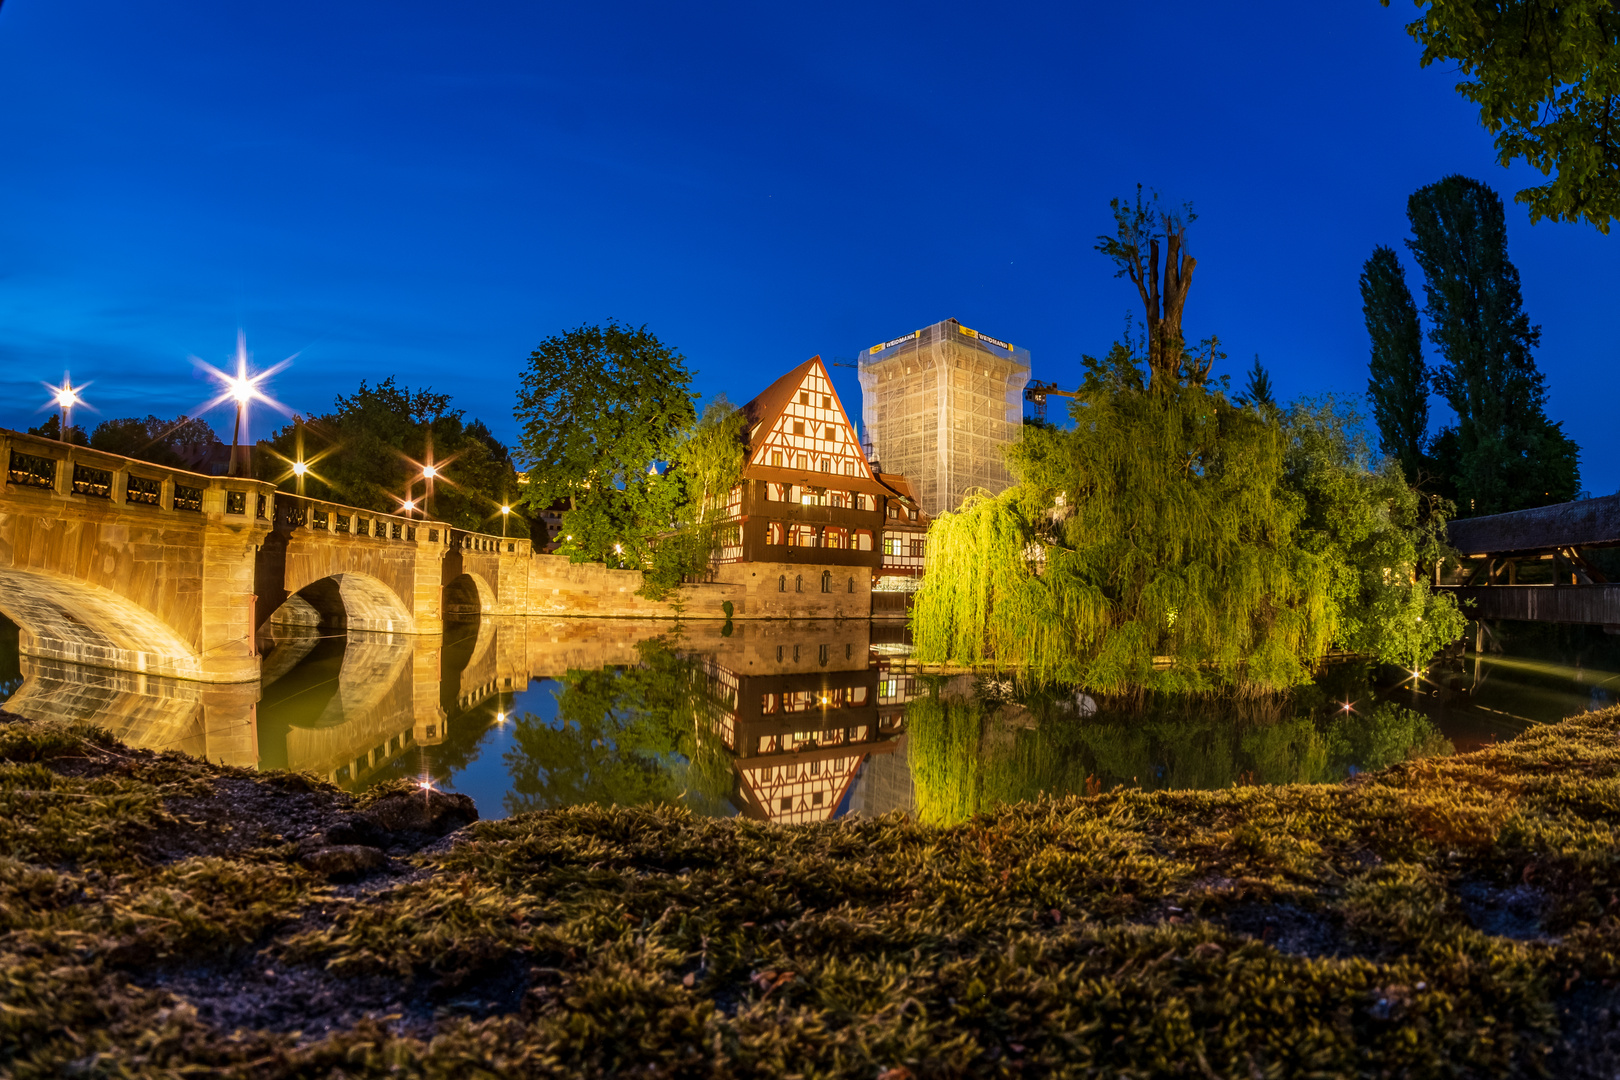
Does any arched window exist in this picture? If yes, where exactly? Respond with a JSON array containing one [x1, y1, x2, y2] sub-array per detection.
[[821, 570, 831, 593], [778, 575, 786, 592], [796, 574, 803, 593], [847, 577, 855, 593]]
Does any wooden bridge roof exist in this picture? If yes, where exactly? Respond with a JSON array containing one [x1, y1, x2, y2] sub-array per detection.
[[1448, 492, 1620, 556]]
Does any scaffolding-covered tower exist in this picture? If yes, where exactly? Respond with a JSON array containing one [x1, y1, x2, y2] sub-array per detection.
[[857, 318, 1031, 518]]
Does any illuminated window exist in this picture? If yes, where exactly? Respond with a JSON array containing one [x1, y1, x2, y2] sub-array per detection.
[[855, 529, 873, 551], [771, 451, 782, 467], [766, 522, 785, 545]]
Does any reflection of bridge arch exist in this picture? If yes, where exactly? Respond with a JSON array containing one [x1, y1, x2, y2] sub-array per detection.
[[444, 572, 496, 619], [278, 572, 418, 634], [0, 567, 210, 681]]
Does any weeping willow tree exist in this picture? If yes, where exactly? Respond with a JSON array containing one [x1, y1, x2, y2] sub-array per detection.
[[913, 341, 1333, 694]]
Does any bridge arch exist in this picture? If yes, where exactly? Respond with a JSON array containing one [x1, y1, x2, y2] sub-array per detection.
[[0, 567, 207, 681], [444, 572, 496, 619], [272, 572, 419, 634]]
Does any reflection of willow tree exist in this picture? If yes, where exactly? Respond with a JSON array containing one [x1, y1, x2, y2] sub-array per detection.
[[503, 642, 734, 817], [907, 687, 1454, 825]]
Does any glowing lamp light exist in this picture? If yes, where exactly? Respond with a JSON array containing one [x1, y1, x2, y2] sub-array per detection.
[[495, 711, 507, 723], [501, 505, 511, 515], [402, 499, 416, 512], [613, 543, 624, 555], [422, 464, 438, 479], [54, 385, 81, 408], [291, 461, 308, 477]]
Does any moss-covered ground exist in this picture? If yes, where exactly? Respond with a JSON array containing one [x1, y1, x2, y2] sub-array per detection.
[[7, 706, 1620, 1078]]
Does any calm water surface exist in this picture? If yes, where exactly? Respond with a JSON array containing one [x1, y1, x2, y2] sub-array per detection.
[[3, 614, 1617, 824]]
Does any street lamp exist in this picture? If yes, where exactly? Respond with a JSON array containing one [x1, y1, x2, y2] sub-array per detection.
[[500, 504, 510, 538], [199, 332, 290, 479], [43, 376, 87, 442]]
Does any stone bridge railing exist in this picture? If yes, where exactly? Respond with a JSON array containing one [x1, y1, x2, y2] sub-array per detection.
[[271, 493, 452, 547], [3, 429, 279, 520]]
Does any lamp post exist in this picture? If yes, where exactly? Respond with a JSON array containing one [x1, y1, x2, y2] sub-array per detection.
[[420, 463, 438, 522], [500, 503, 510, 538], [49, 378, 84, 442], [291, 417, 308, 496], [200, 334, 289, 480]]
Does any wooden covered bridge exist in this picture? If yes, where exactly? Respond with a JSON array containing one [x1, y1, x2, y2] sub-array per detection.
[[1440, 492, 1620, 634]]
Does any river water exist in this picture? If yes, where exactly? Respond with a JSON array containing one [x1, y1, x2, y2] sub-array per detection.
[[2, 614, 1617, 825]]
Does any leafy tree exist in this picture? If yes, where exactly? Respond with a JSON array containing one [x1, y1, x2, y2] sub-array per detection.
[[1385, 0, 1620, 231], [1095, 186, 1199, 390], [914, 339, 1332, 694], [88, 415, 221, 470], [640, 395, 746, 600], [1282, 398, 1466, 669], [910, 196, 1466, 692], [1406, 175, 1580, 514], [514, 321, 696, 566], [25, 415, 87, 446], [266, 377, 525, 535], [1360, 246, 1430, 484]]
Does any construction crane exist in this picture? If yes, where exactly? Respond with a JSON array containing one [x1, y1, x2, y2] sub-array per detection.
[[1023, 380, 1078, 422]]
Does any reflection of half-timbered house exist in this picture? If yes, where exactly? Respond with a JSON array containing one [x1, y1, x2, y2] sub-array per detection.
[[691, 624, 904, 824]]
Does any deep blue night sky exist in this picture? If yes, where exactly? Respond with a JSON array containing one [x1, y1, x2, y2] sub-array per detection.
[[2, 2, 1614, 492]]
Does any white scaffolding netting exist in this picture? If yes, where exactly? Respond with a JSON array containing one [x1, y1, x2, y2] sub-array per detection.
[[858, 318, 1031, 518]]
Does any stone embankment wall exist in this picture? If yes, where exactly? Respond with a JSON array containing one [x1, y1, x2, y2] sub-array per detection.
[[516, 556, 873, 621]]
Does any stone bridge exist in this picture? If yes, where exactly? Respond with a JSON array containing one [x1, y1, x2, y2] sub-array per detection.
[[0, 428, 529, 684]]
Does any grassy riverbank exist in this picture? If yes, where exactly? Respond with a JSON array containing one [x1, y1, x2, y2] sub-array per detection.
[[7, 708, 1620, 1078]]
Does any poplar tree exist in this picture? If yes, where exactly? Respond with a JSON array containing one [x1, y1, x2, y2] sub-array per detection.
[[1405, 176, 1580, 514], [1359, 245, 1429, 484]]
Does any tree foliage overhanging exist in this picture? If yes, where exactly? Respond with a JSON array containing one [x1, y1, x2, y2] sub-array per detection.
[[1387, 0, 1620, 232], [265, 377, 525, 535]]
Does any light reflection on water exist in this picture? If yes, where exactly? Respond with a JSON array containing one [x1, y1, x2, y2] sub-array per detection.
[[2, 614, 1618, 824]]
